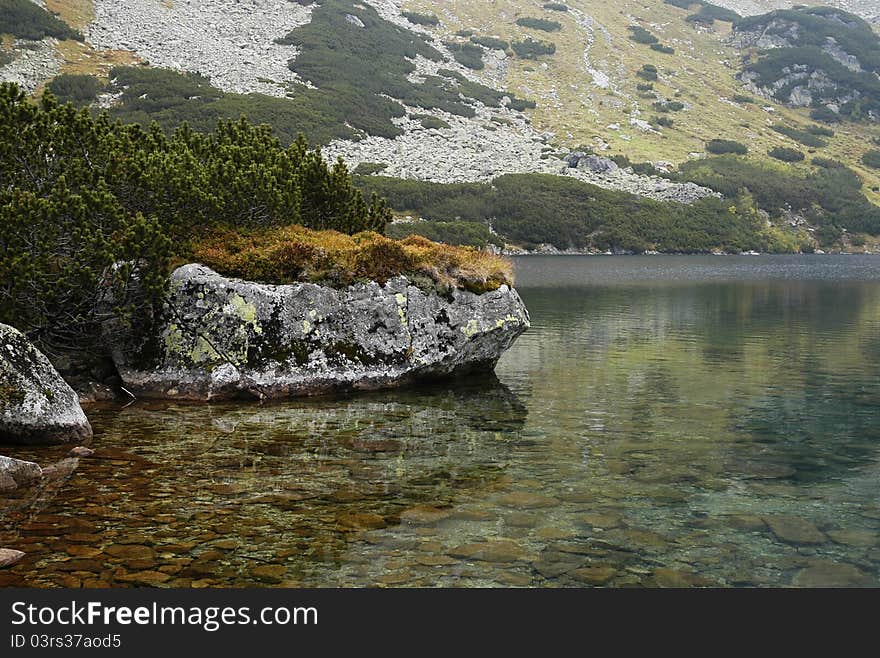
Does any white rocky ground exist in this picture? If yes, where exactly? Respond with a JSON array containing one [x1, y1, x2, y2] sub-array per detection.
[[713, 0, 879, 24], [324, 108, 715, 203], [0, 38, 61, 95], [86, 0, 314, 97]]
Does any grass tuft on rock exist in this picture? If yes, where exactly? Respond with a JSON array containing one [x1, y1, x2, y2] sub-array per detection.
[[192, 226, 513, 294]]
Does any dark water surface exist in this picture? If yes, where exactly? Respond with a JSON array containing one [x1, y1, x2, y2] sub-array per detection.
[[2, 255, 879, 587]]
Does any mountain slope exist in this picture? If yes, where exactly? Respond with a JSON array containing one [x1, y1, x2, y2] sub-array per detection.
[[2, 0, 880, 252], [392, 1, 880, 198]]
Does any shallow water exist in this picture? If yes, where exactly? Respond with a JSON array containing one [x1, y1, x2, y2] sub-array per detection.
[[2, 255, 880, 587]]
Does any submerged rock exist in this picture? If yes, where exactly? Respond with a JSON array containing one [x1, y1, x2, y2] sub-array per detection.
[[0, 324, 93, 445], [0, 455, 42, 492], [0, 548, 25, 568], [764, 515, 827, 546], [112, 264, 530, 400], [793, 561, 877, 588]]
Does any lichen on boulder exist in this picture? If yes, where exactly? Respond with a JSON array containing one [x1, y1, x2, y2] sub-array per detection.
[[0, 324, 93, 445], [111, 264, 530, 400]]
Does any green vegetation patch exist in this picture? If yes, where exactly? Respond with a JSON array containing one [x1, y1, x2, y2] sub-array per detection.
[[450, 42, 485, 70], [516, 17, 561, 32], [512, 38, 556, 59], [706, 139, 748, 155], [356, 173, 787, 254], [771, 124, 828, 148], [651, 44, 675, 55], [812, 157, 847, 169], [0, 0, 82, 41], [637, 64, 658, 81], [769, 146, 805, 162], [629, 26, 658, 45], [352, 162, 387, 175], [106, 66, 365, 146], [470, 36, 509, 51], [862, 150, 880, 169], [675, 154, 880, 235], [810, 107, 840, 124], [401, 11, 439, 26], [416, 115, 451, 130], [654, 100, 684, 112], [46, 74, 105, 107], [664, 0, 740, 24], [436, 68, 534, 111], [542, 3, 568, 11]]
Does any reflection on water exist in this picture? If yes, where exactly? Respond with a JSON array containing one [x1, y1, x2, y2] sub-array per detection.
[[1, 255, 879, 587]]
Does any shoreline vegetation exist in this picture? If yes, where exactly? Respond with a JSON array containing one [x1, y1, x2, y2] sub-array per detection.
[[0, 82, 508, 358]]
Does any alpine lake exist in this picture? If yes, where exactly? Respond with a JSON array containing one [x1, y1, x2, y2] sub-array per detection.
[[2, 255, 879, 588]]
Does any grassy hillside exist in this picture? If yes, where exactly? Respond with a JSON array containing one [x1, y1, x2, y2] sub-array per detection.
[[401, 0, 880, 203]]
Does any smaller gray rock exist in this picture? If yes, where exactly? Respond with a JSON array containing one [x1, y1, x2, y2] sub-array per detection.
[[0, 454, 41, 493], [565, 151, 588, 168], [0, 454, 42, 486], [577, 155, 619, 174], [0, 323, 93, 445], [345, 13, 365, 28]]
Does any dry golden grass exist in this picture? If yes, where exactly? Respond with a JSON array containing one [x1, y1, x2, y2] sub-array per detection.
[[191, 226, 514, 294], [56, 40, 141, 79], [46, 0, 95, 31]]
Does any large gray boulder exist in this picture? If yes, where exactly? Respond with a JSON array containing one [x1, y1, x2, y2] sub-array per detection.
[[112, 264, 530, 400], [0, 324, 93, 445]]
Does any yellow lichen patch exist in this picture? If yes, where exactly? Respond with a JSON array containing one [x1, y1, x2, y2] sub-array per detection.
[[228, 293, 259, 327], [45, 0, 95, 32], [461, 319, 480, 339], [191, 226, 514, 294], [190, 336, 220, 364]]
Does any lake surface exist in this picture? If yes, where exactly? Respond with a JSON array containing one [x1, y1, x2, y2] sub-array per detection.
[[2, 255, 879, 587]]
